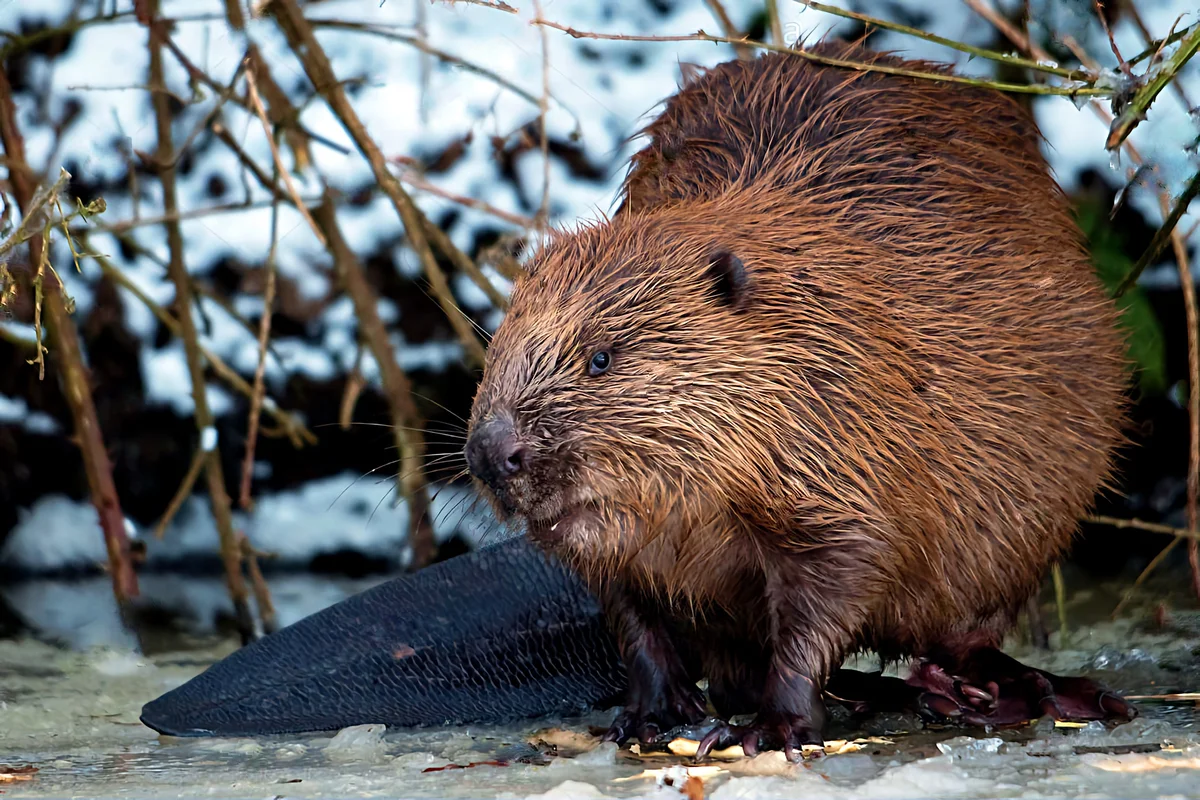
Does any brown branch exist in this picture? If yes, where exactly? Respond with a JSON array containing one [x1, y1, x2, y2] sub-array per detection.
[[74, 196, 320, 237], [79, 235, 316, 448], [224, 63, 511, 316], [313, 194, 437, 569], [243, 58, 325, 246], [397, 169, 535, 230], [766, 0, 784, 47], [154, 445, 207, 539], [223, 0, 246, 31], [0, 66, 139, 608], [307, 20, 578, 129], [146, 5, 255, 643], [239, 188, 280, 511], [266, 0, 487, 367], [240, 535, 277, 634], [1165, 198, 1200, 600], [703, 0, 753, 59], [443, 0, 518, 12], [245, 42, 313, 173], [158, 31, 346, 158], [530, 19, 1110, 96], [1092, 0, 1132, 77], [1112, 537, 1181, 618], [532, 0, 551, 229], [961, 0, 1029, 53], [1086, 515, 1200, 541]]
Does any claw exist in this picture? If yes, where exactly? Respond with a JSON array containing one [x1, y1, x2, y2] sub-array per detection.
[[905, 646, 1138, 727], [1099, 691, 1137, 720]]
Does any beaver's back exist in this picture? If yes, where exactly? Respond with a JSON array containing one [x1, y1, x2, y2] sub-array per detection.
[[612, 45, 1128, 652]]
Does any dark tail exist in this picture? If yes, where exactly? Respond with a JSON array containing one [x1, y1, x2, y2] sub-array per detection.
[[140, 536, 626, 736]]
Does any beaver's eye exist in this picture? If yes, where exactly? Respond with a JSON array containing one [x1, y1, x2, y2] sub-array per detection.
[[588, 350, 612, 376]]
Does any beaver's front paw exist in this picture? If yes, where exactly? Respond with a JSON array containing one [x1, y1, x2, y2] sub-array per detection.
[[601, 685, 708, 746], [693, 711, 824, 762]]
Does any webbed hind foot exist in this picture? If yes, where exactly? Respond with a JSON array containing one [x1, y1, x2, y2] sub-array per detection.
[[907, 647, 1137, 726]]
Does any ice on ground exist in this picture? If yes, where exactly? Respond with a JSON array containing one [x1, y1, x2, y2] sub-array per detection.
[[325, 724, 389, 762], [0, 575, 1197, 799]]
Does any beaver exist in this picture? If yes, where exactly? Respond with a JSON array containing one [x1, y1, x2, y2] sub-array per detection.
[[465, 41, 1134, 760]]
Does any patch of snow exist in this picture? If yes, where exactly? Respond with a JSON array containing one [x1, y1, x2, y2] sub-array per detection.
[[0, 495, 108, 573], [0, 394, 62, 435]]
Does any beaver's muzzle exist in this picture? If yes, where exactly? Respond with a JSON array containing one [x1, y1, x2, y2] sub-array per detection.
[[466, 416, 526, 504]]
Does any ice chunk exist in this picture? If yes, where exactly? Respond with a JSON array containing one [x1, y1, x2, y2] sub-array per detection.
[[525, 780, 612, 800], [936, 736, 1004, 757], [325, 723, 388, 761]]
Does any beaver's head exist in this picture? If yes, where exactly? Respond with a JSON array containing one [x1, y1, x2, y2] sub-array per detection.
[[466, 211, 775, 554]]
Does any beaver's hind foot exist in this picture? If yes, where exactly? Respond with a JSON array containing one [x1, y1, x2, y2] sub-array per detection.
[[907, 647, 1137, 726]]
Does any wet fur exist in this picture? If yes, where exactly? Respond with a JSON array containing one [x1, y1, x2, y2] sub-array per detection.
[[469, 43, 1127, 715]]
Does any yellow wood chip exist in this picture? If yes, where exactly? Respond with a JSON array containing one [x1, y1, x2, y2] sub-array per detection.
[[1053, 721, 1090, 728], [614, 766, 726, 782], [666, 736, 894, 760]]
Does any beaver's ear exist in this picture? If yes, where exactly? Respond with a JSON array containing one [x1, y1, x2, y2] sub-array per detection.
[[705, 249, 749, 307]]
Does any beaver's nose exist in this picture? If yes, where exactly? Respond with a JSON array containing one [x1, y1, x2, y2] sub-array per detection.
[[466, 417, 526, 493]]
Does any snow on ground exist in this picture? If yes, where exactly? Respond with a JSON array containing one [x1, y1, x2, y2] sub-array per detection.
[[1, 0, 1198, 569]]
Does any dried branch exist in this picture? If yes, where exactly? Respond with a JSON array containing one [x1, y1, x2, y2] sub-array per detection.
[[766, 0, 783, 46], [1051, 564, 1069, 641], [223, 0, 246, 31], [1115, 170, 1200, 296], [800, 1, 1093, 81], [267, 0, 487, 367], [1168, 200, 1200, 600], [1087, 515, 1200, 541], [1125, 4, 1194, 108], [241, 534, 277, 634], [239, 174, 281, 511], [702, 0, 752, 59], [154, 445, 207, 539], [78, 237, 316, 448], [531, 19, 1110, 97], [146, 6, 256, 643], [313, 194, 438, 569], [1092, 0, 1132, 78], [309, 19, 579, 127], [0, 67, 139, 609], [0, 10, 137, 62], [1107, 23, 1200, 150], [532, 0, 551, 229], [243, 59, 325, 246], [398, 169, 536, 230], [75, 196, 321, 237], [442, 0, 518, 12], [159, 30, 347, 158]]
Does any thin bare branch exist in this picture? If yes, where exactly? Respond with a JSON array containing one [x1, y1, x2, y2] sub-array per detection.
[[267, 0, 486, 367], [0, 67, 139, 608], [313, 194, 438, 569], [239, 175, 281, 511], [243, 58, 326, 247], [802, 0, 1092, 80], [531, 19, 1108, 97], [147, 4, 254, 642]]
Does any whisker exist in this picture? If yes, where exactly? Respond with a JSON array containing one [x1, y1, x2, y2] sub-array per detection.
[[410, 390, 470, 425]]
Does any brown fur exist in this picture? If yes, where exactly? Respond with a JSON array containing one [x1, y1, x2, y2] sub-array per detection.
[[468, 43, 1127, 704]]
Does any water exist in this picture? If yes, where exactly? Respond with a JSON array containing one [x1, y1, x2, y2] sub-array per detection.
[[1, 574, 1198, 799]]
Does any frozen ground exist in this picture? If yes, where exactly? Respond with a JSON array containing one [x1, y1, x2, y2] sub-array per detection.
[[1, 575, 1198, 799]]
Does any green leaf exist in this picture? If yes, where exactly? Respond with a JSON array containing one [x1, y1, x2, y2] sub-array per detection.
[[1077, 201, 1169, 396]]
